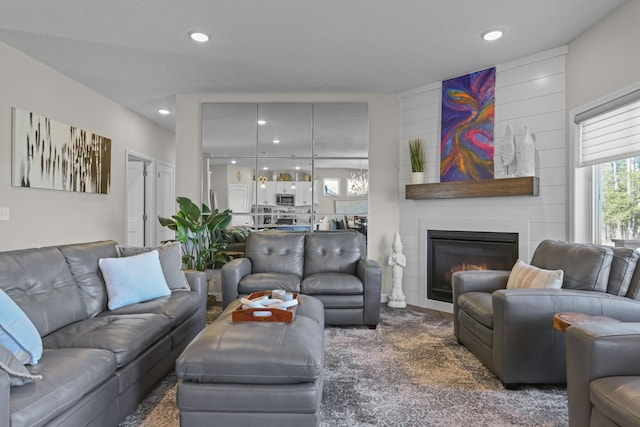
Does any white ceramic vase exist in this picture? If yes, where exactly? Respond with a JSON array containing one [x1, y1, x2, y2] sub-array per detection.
[[410, 172, 424, 185], [518, 126, 535, 177]]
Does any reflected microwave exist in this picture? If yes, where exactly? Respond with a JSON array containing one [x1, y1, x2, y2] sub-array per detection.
[[276, 194, 295, 206]]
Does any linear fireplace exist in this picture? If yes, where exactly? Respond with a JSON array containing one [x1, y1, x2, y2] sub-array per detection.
[[427, 230, 518, 303]]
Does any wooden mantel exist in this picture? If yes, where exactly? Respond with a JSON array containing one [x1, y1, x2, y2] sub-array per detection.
[[405, 176, 539, 200]]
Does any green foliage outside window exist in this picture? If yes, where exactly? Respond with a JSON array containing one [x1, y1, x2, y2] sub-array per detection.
[[600, 157, 640, 244]]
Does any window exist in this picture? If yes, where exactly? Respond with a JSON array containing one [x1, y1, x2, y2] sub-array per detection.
[[323, 178, 340, 196], [594, 156, 640, 246], [573, 83, 640, 246]]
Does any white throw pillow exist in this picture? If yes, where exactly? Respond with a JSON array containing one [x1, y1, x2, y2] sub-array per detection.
[[99, 250, 171, 310], [506, 259, 564, 289]]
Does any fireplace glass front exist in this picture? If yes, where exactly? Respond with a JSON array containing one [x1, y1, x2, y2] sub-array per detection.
[[427, 230, 518, 303]]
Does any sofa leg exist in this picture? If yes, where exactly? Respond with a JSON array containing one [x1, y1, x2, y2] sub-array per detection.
[[502, 383, 519, 390], [367, 324, 377, 330]]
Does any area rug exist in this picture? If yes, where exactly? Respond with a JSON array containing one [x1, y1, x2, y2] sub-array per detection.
[[119, 305, 568, 426]]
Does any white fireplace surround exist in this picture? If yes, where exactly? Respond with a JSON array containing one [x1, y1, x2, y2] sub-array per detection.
[[418, 218, 530, 313]]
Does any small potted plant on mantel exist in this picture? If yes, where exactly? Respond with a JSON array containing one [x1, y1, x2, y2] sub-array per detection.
[[409, 137, 426, 184]]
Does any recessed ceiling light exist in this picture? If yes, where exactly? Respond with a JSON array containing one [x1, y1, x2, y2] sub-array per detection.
[[295, 166, 301, 170], [158, 109, 171, 115], [481, 29, 503, 41], [258, 120, 266, 125], [263, 166, 268, 170], [273, 139, 280, 144], [231, 160, 237, 164], [189, 32, 210, 43]]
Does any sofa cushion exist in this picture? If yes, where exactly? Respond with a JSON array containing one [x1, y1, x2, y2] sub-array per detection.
[[0, 289, 42, 365], [530, 240, 613, 292], [238, 272, 301, 294], [301, 272, 364, 295], [116, 242, 190, 291], [0, 344, 42, 386], [99, 250, 171, 310], [0, 246, 87, 337], [58, 240, 119, 318], [304, 231, 364, 276], [457, 292, 493, 329], [506, 260, 563, 289], [245, 232, 305, 276], [42, 313, 171, 367], [9, 348, 116, 427], [101, 290, 200, 327], [607, 247, 640, 296], [591, 376, 640, 427]]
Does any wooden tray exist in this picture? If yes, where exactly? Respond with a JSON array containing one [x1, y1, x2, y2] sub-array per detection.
[[231, 291, 299, 323]]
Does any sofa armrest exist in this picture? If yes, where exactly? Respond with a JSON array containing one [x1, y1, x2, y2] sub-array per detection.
[[358, 259, 382, 327], [566, 322, 640, 427], [221, 258, 252, 309], [0, 369, 9, 427], [492, 289, 640, 385], [184, 270, 208, 329], [452, 270, 510, 339], [184, 270, 207, 295]]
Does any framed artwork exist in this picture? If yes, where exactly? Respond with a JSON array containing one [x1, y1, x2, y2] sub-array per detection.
[[12, 107, 111, 194], [440, 67, 496, 182]]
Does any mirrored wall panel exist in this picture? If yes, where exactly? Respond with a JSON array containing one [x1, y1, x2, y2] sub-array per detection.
[[202, 102, 368, 238]]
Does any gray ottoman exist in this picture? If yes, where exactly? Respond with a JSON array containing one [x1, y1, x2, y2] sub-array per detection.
[[176, 295, 325, 427]]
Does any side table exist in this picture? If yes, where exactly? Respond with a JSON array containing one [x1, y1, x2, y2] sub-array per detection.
[[553, 312, 620, 332]]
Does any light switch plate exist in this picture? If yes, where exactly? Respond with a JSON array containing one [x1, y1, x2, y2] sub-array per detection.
[[0, 207, 10, 221]]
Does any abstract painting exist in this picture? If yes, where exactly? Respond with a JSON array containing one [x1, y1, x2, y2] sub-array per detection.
[[440, 67, 496, 182], [12, 107, 111, 194]]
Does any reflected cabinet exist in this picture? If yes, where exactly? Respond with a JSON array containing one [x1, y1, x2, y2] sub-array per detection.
[[202, 103, 368, 236]]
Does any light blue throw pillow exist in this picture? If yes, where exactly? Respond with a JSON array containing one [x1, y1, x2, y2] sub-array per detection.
[[0, 289, 43, 365], [99, 250, 171, 310]]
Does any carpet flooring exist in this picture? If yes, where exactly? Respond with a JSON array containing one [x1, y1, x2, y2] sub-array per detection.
[[119, 304, 568, 426]]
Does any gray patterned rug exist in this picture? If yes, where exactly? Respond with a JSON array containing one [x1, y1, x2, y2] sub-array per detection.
[[119, 304, 568, 426]]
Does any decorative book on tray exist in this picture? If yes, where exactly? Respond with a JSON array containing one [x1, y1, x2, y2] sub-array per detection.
[[232, 290, 299, 323]]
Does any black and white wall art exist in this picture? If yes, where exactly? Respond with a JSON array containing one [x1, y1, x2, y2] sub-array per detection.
[[12, 107, 111, 194]]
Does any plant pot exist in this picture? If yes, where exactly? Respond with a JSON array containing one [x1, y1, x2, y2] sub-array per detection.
[[410, 172, 424, 185]]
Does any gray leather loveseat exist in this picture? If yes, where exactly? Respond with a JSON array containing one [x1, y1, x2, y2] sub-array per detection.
[[221, 231, 382, 327], [566, 321, 640, 426], [0, 240, 207, 427], [453, 239, 640, 387]]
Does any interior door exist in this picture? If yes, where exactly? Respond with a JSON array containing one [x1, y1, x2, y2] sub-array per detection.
[[228, 184, 250, 226], [126, 161, 145, 246], [157, 162, 176, 244]]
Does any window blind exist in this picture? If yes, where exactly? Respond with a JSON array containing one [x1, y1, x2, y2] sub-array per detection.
[[576, 89, 640, 167]]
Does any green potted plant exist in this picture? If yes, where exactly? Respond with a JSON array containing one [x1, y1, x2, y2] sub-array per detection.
[[158, 196, 232, 271], [408, 137, 426, 184]]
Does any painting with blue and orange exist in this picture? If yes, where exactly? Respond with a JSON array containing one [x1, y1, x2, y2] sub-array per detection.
[[440, 67, 496, 182]]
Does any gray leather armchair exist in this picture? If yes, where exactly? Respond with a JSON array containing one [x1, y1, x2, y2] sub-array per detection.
[[453, 240, 640, 387], [566, 322, 640, 426], [222, 230, 382, 327]]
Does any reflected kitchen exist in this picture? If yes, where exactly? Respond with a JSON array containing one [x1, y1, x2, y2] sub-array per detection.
[[202, 102, 369, 237]]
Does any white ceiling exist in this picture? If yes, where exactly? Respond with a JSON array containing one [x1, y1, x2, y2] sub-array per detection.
[[0, 0, 626, 132]]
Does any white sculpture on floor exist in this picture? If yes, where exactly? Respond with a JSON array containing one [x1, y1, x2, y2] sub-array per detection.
[[388, 232, 407, 308]]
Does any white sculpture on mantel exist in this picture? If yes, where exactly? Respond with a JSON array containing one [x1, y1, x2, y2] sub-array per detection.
[[497, 123, 516, 176], [518, 126, 536, 177], [388, 232, 407, 308]]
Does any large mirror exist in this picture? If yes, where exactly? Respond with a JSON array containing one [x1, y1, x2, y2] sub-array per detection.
[[202, 102, 368, 238]]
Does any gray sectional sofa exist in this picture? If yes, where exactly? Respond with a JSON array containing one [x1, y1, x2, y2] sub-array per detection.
[[0, 240, 207, 427], [221, 230, 382, 328], [453, 239, 640, 388]]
